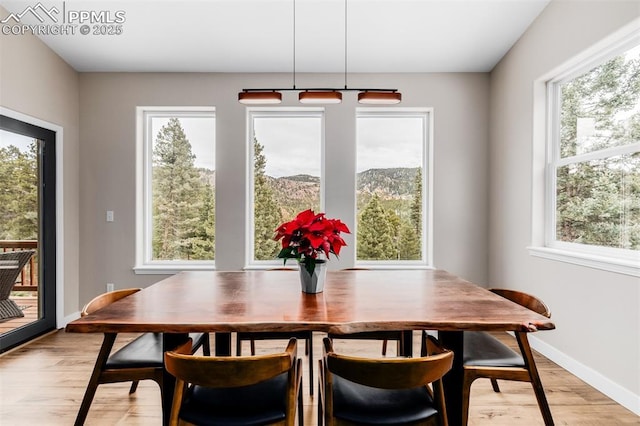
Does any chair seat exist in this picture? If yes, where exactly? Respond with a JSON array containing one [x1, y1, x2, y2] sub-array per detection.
[[179, 372, 289, 426], [106, 332, 207, 369], [332, 375, 438, 425], [463, 331, 525, 368]]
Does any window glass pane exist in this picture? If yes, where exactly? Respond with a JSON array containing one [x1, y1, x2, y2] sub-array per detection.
[[0, 130, 38, 241], [556, 153, 640, 250], [151, 116, 215, 261], [252, 114, 322, 261], [559, 45, 640, 158], [356, 115, 424, 261]]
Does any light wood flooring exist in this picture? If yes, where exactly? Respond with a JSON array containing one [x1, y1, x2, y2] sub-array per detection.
[[0, 330, 638, 425]]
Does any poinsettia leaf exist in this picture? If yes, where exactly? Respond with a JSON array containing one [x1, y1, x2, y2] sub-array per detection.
[[277, 247, 297, 259], [303, 259, 316, 275]]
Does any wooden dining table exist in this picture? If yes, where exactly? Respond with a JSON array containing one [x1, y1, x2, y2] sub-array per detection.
[[66, 269, 555, 426]]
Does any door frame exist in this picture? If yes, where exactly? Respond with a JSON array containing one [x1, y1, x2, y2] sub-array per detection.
[[1, 107, 65, 330]]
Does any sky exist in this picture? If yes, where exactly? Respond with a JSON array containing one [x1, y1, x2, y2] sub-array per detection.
[[356, 115, 424, 173], [254, 116, 322, 178], [151, 116, 215, 170], [253, 113, 425, 178], [0, 129, 35, 151]]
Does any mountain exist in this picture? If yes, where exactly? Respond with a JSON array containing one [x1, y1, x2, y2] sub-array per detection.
[[270, 175, 320, 217], [357, 167, 419, 199], [266, 167, 418, 204]]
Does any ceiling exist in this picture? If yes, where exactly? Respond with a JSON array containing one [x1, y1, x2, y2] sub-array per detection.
[[0, 0, 551, 73]]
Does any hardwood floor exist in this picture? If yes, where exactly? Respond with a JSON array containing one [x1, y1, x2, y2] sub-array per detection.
[[0, 330, 637, 425]]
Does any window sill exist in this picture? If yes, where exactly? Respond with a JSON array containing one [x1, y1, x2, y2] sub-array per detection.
[[133, 263, 216, 275], [528, 246, 640, 277]]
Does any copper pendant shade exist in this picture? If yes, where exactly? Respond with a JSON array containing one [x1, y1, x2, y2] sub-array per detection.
[[238, 91, 283, 105], [299, 91, 343, 104], [358, 91, 402, 105], [238, 0, 401, 105]]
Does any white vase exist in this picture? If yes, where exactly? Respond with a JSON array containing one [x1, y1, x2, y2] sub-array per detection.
[[299, 260, 327, 294]]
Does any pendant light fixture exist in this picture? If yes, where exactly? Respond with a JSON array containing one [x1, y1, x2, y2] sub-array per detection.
[[238, 0, 401, 105]]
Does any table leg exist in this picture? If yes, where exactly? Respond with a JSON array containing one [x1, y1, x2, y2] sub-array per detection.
[[214, 332, 232, 356], [439, 330, 464, 426], [162, 333, 189, 426]]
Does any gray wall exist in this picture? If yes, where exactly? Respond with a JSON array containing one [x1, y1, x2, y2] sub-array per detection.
[[0, 11, 81, 318], [78, 72, 490, 305], [489, 0, 640, 404]]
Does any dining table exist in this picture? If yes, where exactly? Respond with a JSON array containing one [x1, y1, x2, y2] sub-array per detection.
[[66, 269, 555, 426]]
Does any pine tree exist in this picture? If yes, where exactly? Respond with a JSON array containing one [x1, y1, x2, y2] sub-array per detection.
[[357, 194, 396, 260], [152, 118, 206, 260], [253, 137, 283, 260], [399, 167, 423, 259], [183, 182, 215, 260]]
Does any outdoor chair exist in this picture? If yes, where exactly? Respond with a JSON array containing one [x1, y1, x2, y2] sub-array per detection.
[[0, 250, 35, 320]]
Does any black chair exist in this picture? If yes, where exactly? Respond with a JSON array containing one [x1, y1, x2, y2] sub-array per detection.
[[319, 331, 452, 426], [461, 288, 554, 426], [165, 337, 303, 426], [74, 288, 210, 426]]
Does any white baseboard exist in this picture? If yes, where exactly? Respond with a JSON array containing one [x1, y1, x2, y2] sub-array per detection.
[[529, 334, 640, 416], [59, 311, 81, 329]]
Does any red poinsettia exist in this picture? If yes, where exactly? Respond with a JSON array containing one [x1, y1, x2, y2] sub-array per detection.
[[274, 209, 350, 274]]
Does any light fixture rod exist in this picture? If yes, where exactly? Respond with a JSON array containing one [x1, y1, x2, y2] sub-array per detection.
[[344, 0, 348, 90], [293, 0, 296, 89], [240, 88, 398, 92]]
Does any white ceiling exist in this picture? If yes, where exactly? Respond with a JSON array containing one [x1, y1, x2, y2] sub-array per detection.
[[0, 0, 551, 73]]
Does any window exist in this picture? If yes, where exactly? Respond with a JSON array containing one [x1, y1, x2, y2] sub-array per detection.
[[355, 109, 432, 266], [545, 38, 639, 264], [135, 107, 215, 273], [247, 108, 323, 266]]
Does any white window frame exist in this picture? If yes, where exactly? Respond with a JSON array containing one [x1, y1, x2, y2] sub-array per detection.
[[134, 106, 216, 274], [529, 22, 640, 277], [354, 108, 434, 269], [244, 107, 325, 269]]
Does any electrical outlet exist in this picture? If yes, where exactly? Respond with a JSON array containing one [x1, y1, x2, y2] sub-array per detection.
[[106, 210, 114, 222], [106, 283, 115, 292]]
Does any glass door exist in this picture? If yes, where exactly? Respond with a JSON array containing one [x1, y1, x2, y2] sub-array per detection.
[[0, 115, 56, 352]]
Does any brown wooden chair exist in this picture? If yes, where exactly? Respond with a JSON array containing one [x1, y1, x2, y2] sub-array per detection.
[[461, 288, 554, 426], [236, 267, 315, 395], [328, 268, 405, 356], [165, 337, 303, 426], [74, 288, 210, 426], [0, 250, 35, 320], [319, 331, 452, 426]]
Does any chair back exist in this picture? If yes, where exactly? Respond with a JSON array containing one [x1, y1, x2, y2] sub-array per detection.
[[0, 250, 35, 299], [166, 338, 297, 388], [490, 289, 551, 318], [82, 288, 141, 316], [323, 335, 452, 390]]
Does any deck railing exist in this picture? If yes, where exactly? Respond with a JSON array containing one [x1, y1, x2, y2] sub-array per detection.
[[1, 240, 38, 292]]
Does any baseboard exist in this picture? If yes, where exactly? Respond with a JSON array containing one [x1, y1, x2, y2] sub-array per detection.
[[59, 311, 80, 329], [529, 334, 640, 416]]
